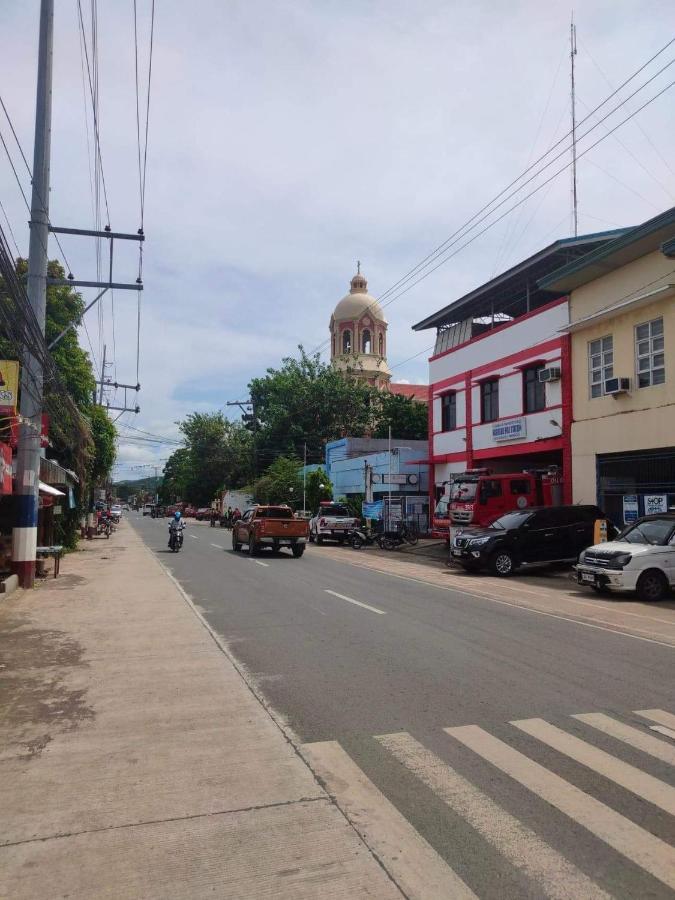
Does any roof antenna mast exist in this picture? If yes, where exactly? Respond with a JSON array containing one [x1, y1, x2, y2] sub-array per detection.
[[570, 12, 578, 237]]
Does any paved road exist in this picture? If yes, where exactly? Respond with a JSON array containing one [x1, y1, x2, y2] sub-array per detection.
[[132, 514, 675, 899]]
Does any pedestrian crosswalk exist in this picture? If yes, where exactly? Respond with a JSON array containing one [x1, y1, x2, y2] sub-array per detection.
[[302, 707, 675, 899]]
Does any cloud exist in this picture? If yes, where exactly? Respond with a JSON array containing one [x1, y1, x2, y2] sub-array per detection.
[[2, 0, 674, 481]]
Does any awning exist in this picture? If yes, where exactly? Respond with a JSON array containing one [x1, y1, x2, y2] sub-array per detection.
[[39, 481, 66, 497]]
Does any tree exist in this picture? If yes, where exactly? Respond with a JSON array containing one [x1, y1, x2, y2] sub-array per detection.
[[89, 405, 116, 484], [372, 392, 428, 440], [252, 456, 302, 506], [248, 347, 375, 465], [305, 467, 332, 513], [159, 448, 191, 503]]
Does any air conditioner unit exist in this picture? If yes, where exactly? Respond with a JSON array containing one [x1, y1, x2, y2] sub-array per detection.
[[604, 377, 631, 395], [538, 366, 561, 383]]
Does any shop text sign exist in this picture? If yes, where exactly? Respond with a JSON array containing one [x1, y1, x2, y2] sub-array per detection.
[[644, 494, 668, 516], [622, 495, 639, 524], [492, 417, 526, 442]]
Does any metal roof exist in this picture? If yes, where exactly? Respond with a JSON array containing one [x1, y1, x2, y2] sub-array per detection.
[[538, 206, 675, 293], [412, 229, 628, 332]]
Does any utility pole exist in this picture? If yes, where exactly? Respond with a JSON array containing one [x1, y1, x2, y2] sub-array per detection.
[[570, 14, 578, 237], [98, 344, 107, 405], [387, 424, 392, 531], [13, 0, 53, 587], [303, 442, 307, 514]]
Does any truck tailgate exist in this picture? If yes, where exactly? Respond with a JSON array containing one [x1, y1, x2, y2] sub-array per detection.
[[257, 519, 308, 538]]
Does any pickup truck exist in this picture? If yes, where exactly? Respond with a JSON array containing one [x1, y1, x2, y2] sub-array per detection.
[[232, 505, 309, 557], [309, 502, 359, 544]]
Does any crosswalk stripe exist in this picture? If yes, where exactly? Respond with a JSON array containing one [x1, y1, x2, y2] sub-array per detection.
[[573, 712, 675, 766], [376, 731, 610, 900], [512, 718, 675, 815], [302, 739, 477, 899], [445, 724, 675, 890], [650, 724, 675, 740], [635, 708, 675, 730]]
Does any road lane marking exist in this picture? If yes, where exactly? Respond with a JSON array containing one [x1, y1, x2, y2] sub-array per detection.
[[248, 558, 269, 567], [189, 534, 198, 540], [573, 712, 675, 765], [635, 708, 675, 730], [324, 589, 386, 615], [210, 543, 224, 549], [650, 725, 675, 741], [512, 718, 675, 815], [376, 731, 609, 900], [302, 739, 476, 899], [445, 724, 675, 890]]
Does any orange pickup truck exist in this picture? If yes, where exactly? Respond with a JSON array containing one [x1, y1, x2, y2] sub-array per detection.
[[231, 505, 309, 558]]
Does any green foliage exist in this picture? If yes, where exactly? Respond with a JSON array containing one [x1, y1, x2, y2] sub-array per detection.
[[252, 455, 302, 506], [371, 392, 428, 440], [248, 347, 375, 464], [341, 493, 364, 520], [89, 405, 116, 484], [305, 467, 332, 513], [159, 448, 191, 504]]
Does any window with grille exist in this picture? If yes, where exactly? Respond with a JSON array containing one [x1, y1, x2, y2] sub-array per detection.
[[441, 392, 456, 431], [635, 317, 665, 388], [523, 364, 546, 413], [481, 379, 499, 423], [588, 335, 613, 398], [342, 330, 352, 353]]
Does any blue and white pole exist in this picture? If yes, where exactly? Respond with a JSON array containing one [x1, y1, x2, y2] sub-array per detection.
[[12, 0, 53, 588]]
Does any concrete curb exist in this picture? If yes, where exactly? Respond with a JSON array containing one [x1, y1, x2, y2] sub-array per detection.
[[0, 574, 19, 597]]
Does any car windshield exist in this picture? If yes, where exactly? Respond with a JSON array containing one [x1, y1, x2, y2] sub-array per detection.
[[615, 517, 675, 546], [257, 507, 293, 519], [434, 498, 449, 517], [450, 482, 477, 501], [490, 511, 533, 530], [320, 505, 350, 517]]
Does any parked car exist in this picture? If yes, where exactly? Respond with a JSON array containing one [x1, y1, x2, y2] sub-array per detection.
[[450, 505, 611, 576], [183, 506, 197, 518], [110, 504, 122, 522], [142, 503, 154, 517], [195, 507, 211, 521], [576, 513, 675, 602], [309, 502, 359, 544], [232, 505, 309, 557]]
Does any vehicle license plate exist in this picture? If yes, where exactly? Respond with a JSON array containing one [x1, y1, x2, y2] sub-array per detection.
[[451, 549, 463, 557], [580, 572, 595, 584]]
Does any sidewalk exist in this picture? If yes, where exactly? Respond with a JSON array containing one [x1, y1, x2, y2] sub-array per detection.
[[0, 524, 401, 899]]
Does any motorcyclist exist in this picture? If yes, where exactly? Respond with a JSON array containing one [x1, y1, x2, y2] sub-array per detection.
[[168, 510, 185, 548]]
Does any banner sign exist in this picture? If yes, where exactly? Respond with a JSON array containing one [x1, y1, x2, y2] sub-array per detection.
[[492, 416, 526, 442], [0, 442, 12, 494], [362, 500, 384, 520], [644, 494, 668, 516], [622, 494, 639, 524], [0, 361, 19, 415]]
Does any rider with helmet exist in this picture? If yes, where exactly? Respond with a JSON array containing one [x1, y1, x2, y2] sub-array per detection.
[[168, 510, 185, 549]]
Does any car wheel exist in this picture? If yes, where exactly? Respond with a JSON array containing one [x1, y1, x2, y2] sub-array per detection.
[[309, 531, 315, 544], [232, 533, 241, 552], [292, 545, 305, 558], [489, 549, 516, 577], [636, 569, 668, 602]]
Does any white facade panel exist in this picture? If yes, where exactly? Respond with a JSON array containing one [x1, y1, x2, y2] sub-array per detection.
[[429, 301, 569, 385], [433, 428, 467, 455], [434, 460, 469, 485]]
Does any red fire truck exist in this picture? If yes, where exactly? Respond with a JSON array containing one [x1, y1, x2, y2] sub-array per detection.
[[432, 467, 563, 540]]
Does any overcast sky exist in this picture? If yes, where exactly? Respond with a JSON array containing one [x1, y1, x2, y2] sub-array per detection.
[[2, 0, 674, 479]]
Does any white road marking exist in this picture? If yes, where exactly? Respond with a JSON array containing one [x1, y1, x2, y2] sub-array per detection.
[[512, 718, 675, 815], [573, 712, 675, 765], [210, 543, 224, 549], [248, 558, 269, 567], [189, 534, 198, 540], [446, 724, 675, 890], [302, 739, 476, 899], [376, 731, 609, 900], [324, 589, 386, 615], [635, 708, 675, 730], [334, 562, 675, 648], [650, 725, 675, 741]]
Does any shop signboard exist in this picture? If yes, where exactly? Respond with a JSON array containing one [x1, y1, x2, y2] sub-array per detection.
[[644, 494, 668, 516], [0, 442, 12, 494], [362, 500, 383, 520], [492, 417, 526, 442], [0, 361, 19, 415], [622, 495, 639, 524]]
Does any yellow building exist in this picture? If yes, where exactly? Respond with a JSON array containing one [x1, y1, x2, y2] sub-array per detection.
[[540, 207, 675, 525]]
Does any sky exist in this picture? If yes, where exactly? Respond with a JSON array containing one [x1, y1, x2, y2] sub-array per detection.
[[1, 0, 674, 480]]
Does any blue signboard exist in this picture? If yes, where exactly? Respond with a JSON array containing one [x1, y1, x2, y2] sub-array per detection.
[[492, 417, 526, 442], [362, 500, 384, 520]]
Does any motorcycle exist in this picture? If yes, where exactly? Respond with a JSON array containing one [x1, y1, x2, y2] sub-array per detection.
[[168, 522, 184, 552], [349, 526, 386, 550], [97, 514, 112, 538], [379, 521, 419, 551]]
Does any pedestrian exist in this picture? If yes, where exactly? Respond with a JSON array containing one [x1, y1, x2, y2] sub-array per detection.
[[232, 507, 241, 525], [227, 506, 233, 528], [210, 506, 217, 528]]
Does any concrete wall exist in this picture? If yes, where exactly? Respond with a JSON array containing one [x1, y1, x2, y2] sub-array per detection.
[[570, 249, 675, 503]]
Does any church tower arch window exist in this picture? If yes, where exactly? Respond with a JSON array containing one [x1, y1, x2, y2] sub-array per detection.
[[362, 329, 372, 354], [378, 333, 384, 357], [342, 329, 352, 354]]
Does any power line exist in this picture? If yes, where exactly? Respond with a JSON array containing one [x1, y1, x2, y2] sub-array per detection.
[[0, 197, 21, 258], [306, 38, 675, 356]]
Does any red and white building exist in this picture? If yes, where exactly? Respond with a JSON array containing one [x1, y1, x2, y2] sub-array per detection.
[[413, 231, 627, 507]]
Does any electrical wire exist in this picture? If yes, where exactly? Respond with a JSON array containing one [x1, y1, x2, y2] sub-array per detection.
[[0, 197, 21, 258]]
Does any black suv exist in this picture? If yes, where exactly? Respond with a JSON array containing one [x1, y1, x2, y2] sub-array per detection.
[[450, 505, 612, 577]]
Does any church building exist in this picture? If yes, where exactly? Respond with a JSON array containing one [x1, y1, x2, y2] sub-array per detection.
[[329, 266, 427, 402]]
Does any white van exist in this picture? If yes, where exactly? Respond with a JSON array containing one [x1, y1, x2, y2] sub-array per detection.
[[142, 503, 154, 517], [575, 513, 675, 602]]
